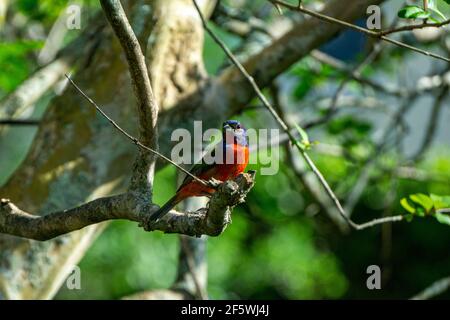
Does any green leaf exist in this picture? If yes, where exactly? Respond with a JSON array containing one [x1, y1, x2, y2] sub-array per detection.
[[441, 0, 450, 5], [409, 193, 434, 214], [430, 194, 450, 210], [327, 116, 372, 137], [400, 198, 416, 214], [293, 123, 314, 150], [428, 1, 447, 21], [0, 40, 43, 92], [415, 206, 426, 217], [294, 123, 309, 145], [398, 5, 431, 19], [405, 214, 414, 222], [435, 212, 450, 226]]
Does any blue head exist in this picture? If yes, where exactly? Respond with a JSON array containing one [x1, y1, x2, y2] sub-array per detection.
[[222, 120, 248, 146]]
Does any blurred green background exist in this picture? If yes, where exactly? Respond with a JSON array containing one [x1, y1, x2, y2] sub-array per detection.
[[1, 0, 450, 300]]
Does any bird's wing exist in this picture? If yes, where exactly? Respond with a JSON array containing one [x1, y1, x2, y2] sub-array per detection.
[[176, 147, 218, 191]]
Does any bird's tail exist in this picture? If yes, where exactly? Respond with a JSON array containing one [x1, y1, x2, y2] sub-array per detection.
[[150, 194, 182, 222]]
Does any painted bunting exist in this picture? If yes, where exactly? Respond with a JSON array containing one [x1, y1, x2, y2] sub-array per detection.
[[150, 120, 249, 222]]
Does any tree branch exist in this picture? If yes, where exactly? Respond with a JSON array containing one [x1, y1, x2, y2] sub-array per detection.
[[380, 19, 450, 36], [270, 0, 450, 63], [0, 119, 40, 126], [0, 195, 134, 241], [0, 172, 255, 241], [144, 172, 256, 237], [100, 0, 158, 192]]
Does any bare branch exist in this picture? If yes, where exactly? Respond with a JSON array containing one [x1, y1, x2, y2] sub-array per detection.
[[0, 195, 135, 241], [380, 19, 450, 36], [100, 0, 158, 192], [270, 0, 450, 63], [144, 172, 256, 236], [0, 119, 40, 126], [0, 172, 255, 241], [353, 215, 404, 230], [100, 0, 157, 146]]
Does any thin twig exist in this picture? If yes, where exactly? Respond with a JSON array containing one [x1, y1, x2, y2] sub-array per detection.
[[0, 119, 40, 126], [193, 0, 404, 231], [380, 19, 450, 36], [353, 215, 404, 230], [269, 0, 450, 63], [65, 75, 209, 187], [100, 0, 158, 192]]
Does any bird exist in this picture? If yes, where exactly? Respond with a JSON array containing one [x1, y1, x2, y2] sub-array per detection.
[[150, 120, 249, 222]]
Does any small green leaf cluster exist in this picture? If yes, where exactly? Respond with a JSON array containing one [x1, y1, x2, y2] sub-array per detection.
[[401, 193, 450, 226], [398, 0, 450, 23]]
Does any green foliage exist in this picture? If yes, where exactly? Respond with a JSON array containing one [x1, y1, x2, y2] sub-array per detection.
[[0, 40, 42, 93], [400, 193, 450, 226], [290, 59, 334, 101], [326, 116, 372, 152], [16, 0, 69, 25], [397, 0, 450, 22], [398, 5, 431, 20], [293, 122, 317, 151]]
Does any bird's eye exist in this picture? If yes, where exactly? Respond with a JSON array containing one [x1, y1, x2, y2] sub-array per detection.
[[236, 124, 241, 129]]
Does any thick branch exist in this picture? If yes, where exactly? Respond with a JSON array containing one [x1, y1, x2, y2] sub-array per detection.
[[144, 172, 255, 236], [100, 0, 159, 192], [0, 173, 255, 241], [0, 195, 134, 241]]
